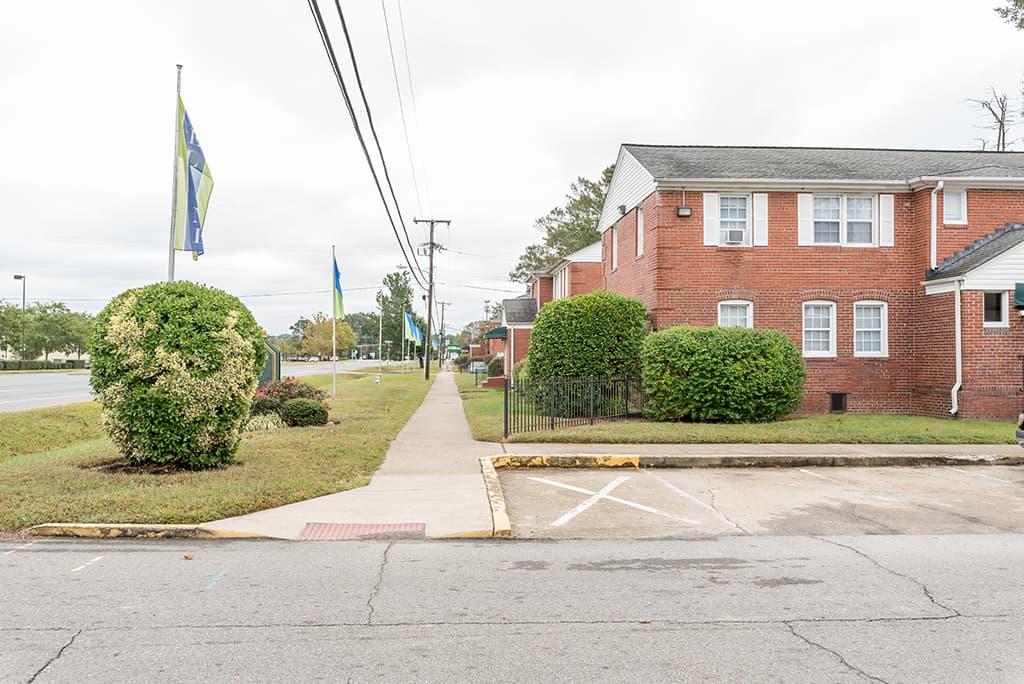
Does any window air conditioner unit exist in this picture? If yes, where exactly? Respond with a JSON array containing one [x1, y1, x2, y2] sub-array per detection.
[[724, 230, 745, 245]]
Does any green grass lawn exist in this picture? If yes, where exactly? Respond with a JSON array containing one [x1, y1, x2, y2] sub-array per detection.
[[0, 373, 432, 533], [453, 373, 1015, 444]]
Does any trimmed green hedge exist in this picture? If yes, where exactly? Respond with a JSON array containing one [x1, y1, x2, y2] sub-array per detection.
[[90, 281, 265, 470], [280, 397, 329, 427], [0, 360, 86, 370], [487, 356, 504, 376], [527, 291, 646, 379], [642, 326, 805, 423]]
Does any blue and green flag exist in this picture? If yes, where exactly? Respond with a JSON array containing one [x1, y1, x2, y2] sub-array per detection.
[[173, 97, 214, 258], [333, 256, 345, 319], [404, 312, 423, 346]]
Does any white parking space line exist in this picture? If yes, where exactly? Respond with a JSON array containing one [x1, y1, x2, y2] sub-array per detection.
[[4, 541, 37, 555], [0, 393, 91, 406], [646, 472, 750, 534], [71, 556, 103, 573], [949, 467, 1017, 487], [798, 468, 842, 482], [550, 476, 629, 527], [528, 476, 701, 526]]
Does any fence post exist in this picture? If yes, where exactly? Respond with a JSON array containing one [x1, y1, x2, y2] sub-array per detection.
[[549, 377, 555, 431], [589, 376, 595, 425], [503, 378, 509, 439]]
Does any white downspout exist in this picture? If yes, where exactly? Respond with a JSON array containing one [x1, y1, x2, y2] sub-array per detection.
[[951, 278, 963, 415], [930, 181, 944, 270]]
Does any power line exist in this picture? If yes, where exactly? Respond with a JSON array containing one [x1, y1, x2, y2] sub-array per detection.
[[395, 0, 433, 212], [306, 0, 426, 291], [330, 0, 425, 279], [381, 0, 422, 216]]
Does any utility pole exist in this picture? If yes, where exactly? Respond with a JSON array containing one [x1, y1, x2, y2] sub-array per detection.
[[436, 301, 450, 369], [413, 218, 450, 380]]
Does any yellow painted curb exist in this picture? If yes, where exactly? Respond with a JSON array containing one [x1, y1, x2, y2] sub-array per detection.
[[437, 528, 497, 539], [479, 457, 512, 538]]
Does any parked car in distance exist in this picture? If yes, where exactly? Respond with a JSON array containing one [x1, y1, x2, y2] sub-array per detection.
[[307, 356, 321, 362], [468, 361, 488, 374]]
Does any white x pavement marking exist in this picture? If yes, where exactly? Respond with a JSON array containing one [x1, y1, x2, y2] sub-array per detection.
[[528, 476, 702, 527]]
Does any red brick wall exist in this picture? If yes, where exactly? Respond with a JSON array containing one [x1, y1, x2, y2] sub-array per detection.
[[597, 186, 1024, 419], [504, 327, 532, 376], [532, 277, 553, 308], [486, 338, 505, 356], [568, 262, 603, 296]]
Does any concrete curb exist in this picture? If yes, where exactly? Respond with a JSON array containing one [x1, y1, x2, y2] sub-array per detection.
[[478, 450, 1024, 538], [27, 523, 266, 539]]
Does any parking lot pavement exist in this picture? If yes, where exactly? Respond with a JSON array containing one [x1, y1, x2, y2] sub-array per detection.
[[499, 466, 1024, 539]]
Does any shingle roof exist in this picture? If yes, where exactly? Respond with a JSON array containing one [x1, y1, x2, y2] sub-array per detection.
[[623, 145, 1024, 182], [926, 223, 1024, 280], [502, 296, 537, 325]]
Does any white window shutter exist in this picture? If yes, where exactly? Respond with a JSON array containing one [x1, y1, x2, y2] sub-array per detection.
[[753, 193, 768, 246], [797, 193, 814, 246], [879, 194, 894, 247], [703, 192, 719, 246]]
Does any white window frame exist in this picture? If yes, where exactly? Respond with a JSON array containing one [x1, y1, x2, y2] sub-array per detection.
[[611, 225, 618, 270], [802, 300, 837, 358], [717, 300, 753, 328], [853, 300, 888, 357], [812, 194, 876, 247], [636, 207, 644, 257], [983, 291, 1009, 328], [719, 194, 751, 247], [943, 189, 968, 225]]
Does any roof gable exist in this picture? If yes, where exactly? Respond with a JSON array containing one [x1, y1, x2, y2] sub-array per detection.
[[926, 223, 1024, 281]]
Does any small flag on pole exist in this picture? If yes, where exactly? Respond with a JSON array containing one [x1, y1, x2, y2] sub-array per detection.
[[333, 256, 345, 319], [404, 312, 417, 343], [173, 97, 214, 259]]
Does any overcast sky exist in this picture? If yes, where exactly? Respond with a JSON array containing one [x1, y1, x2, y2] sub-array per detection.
[[2, 1, 1023, 336]]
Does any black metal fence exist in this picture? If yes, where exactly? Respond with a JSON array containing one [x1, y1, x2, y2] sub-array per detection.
[[503, 375, 647, 437]]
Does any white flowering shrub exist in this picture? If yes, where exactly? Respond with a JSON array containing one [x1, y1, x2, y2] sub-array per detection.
[[90, 282, 265, 469]]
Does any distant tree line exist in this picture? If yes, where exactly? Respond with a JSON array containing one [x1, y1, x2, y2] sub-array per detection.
[[0, 302, 93, 360]]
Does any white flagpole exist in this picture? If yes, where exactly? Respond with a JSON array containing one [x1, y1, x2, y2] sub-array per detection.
[[402, 310, 407, 373], [377, 303, 383, 376], [167, 64, 182, 282], [331, 244, 337, 398]]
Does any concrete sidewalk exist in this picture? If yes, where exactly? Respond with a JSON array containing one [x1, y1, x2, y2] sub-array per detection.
[[206, 371, 502, 539], [206, 371, 1023, 540]]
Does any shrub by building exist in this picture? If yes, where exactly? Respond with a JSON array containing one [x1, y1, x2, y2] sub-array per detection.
[[527, 291, 646, 379], [642, 326, 805, 423], [89, 281, 265, 470]]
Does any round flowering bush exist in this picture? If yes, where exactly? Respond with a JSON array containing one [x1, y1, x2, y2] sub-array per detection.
[[89, 282, 265, 470]]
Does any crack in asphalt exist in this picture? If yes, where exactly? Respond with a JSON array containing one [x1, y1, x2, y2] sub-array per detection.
[[814, 537, 961, 617], [847, 505, 901, 535], [5, 613, 994, 635], [366, 542, 394, 626], [706, 488, 751, 534], [27, 629, 80, 683], [785, 621, 889, 683]]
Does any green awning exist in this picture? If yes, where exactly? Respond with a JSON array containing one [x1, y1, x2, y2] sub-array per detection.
[[483, 326, 507, 340], [1015, 283, 1024, 309]]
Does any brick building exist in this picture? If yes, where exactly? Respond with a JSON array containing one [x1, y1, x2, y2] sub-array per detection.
[[598, 144, 1024, 420]]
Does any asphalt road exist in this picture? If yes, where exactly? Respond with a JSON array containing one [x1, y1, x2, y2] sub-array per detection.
[[2, 535, 1022, 682], [501, 465, 1024, 539], [0, 360, 390, 413], [0, 372, 92, 413]]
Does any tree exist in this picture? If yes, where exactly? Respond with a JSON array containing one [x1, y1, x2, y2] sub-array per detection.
[[0, 304, 26, 358], [969, 87, 1017, 151], [996, 1, 1024, 30], [289, 318, 311, 339], [376, 270, 425, 360], [25, 303, 72, 360], [59, 311, 93, 359], [346, 311, 380, 346], [509, 165, 614, 282], [300, 312, 356, 358]]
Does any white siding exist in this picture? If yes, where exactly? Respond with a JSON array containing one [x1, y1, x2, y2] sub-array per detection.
[[964, 242, 1024, 290], [598, 147, 657, 234]]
